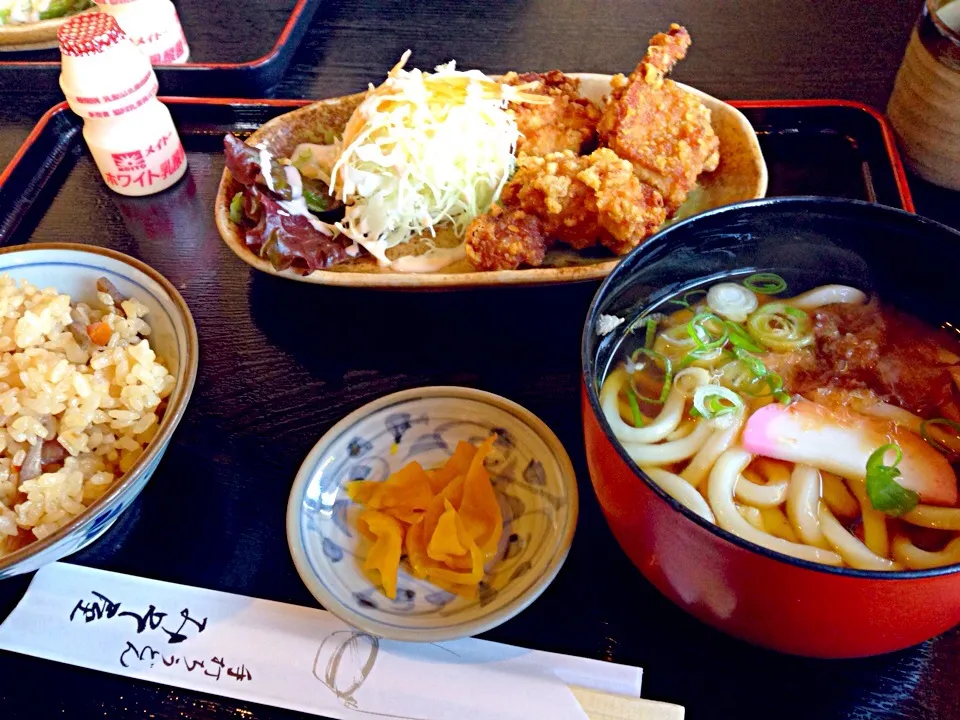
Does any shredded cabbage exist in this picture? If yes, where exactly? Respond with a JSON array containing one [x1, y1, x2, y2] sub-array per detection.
[[330, 51, 547, 267]]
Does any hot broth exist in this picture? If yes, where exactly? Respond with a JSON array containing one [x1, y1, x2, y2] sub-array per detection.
[[600, 271, 960, 570]]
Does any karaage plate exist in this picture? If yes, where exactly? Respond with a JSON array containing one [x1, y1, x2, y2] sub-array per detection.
[[214, 74, 768, 289]]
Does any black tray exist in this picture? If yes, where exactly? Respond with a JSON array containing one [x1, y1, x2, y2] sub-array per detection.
[[0, 0, 321, 95], [733, 99, 913, 212], [0, 97, 915, 244], [0, 98, 920, 720]]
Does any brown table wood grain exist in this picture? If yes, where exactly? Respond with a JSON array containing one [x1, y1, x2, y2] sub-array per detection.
[[1, 1, 959, 719]]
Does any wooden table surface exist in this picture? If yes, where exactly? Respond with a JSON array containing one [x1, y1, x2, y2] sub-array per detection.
[[1, 1, 960, 718]]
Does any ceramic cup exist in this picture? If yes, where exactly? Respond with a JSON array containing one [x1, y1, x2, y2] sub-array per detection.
[[887, 0, 960, 190]]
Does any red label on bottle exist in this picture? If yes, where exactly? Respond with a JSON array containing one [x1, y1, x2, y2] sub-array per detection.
[[104, 135, 185, 191], [147, 34, 187, 65], [71, 71, 153, 106], [111, 150, 146, 172]]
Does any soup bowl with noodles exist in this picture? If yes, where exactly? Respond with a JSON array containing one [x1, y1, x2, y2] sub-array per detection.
[[582, 197, 960, 658]]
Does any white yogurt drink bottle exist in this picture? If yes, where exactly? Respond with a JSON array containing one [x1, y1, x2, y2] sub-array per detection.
[[58, 12, 188, 197], [91, 0, 189, 64]]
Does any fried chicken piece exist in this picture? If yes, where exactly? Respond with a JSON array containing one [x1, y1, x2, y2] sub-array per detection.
[[500, 149, 666, 255], [582, 150, 668, 254], [598, 24, 720, 216], [501, 151, 598, 248], [465, 205, 549, 271], [464, 150, 665, 270], [503, 70, 601, 157]]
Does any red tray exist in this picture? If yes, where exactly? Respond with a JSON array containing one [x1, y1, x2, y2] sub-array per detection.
[[0, 96, 920, 720], [0, 0, 322, 95]]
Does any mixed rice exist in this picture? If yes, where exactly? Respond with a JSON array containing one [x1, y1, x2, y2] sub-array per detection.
[[0, 274, 174, 557]]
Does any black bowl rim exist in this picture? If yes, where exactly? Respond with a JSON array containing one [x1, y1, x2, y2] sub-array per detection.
[[582, 196, 960, 581]]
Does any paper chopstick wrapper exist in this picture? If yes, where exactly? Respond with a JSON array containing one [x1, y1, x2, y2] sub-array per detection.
[[0, 563, 649, 720], [571, 688, 685, 720]]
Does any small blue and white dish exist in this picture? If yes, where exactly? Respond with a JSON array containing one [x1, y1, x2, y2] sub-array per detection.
[[0, 243, 198, 579], [287, 386, 579, 642]]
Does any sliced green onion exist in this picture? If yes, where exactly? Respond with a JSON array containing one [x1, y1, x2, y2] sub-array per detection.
[[746, 303, 814, 352], [717, 347, 790, 399], [707, 283, 759, 323], [727, 321, 764, 353], [680, 346, 723, 369], [625, 386, 645, 427], [687, 312, 729, 351], [744, 272, 787, 294], [865, 443, 918, 516], [743, 371, 785, 397], [718, 359, 755, 391], [644, 317, 658, 349], [670, 289, 707, 309], [628, 348, 674, 405], [229, 192, 245, 224], [692, 385, 744, 420], [733, 346, 767, 377], [661, 323, 698, 349], [626, 312, 662, 339], [920, 418, 960, 456]]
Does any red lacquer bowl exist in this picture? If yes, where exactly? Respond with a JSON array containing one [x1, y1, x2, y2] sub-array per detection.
[[581, 197, 960, 658]]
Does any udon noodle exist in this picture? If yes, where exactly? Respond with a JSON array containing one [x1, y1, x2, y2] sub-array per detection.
[[600, 272, 960, 571]]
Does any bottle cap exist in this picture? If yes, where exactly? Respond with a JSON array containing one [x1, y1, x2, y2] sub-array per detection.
[[57, 12, 125, 58], [58, 11, 158, 121]]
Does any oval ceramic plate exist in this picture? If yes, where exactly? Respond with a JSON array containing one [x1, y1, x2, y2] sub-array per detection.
[[286, 386, 578, 642], [216, 73, 768, 289], [0, 7, 96, 50]]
